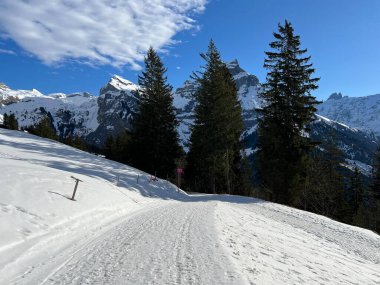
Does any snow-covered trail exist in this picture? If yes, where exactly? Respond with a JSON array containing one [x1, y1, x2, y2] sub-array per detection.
[[11, 201, 243, 285], [1, 129, 379, 285]]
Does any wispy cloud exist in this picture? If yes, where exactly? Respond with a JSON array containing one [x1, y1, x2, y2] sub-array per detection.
[[0, 0, 207, 69], [0, 48, 16, 55]]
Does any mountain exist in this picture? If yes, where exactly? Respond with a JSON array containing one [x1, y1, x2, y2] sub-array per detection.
[[0, 62, 378, 170], [0, 76, 139, 146], [86, 76, 139, 146], [318, 92, 380, 138], [1, 128, 379, 284]]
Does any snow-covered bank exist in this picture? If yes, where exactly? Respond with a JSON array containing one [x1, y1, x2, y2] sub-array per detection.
[[0, 129, 185, 282], [215, 199, 380, 284]]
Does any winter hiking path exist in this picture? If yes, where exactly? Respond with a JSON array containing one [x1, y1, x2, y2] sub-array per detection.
[[4, 196, 380, 285], [6, 200, 244, 285]]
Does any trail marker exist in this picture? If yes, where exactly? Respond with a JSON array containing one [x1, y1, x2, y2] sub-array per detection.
[[70, 176, 83, 201]]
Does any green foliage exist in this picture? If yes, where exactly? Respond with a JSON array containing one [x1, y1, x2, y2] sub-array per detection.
[[62, 135, 88, 151], [129, 47, 181, 178], [257, 20, 320, 205], [2, 113, 19, 130], [371, 145, 380, 200], [105, 131, 132, 164], [28, 116, 58, 141], [347, 166, 365, 219], [186, 40, 244, 194], [302, 139, 346, 219]]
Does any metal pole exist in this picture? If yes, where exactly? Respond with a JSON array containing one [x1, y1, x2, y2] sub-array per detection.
[[71, 180, 79, 200], [71, 176, 82, 201]]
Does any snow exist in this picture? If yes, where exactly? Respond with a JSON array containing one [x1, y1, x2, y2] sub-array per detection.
[[107, 75, 139, 92], [0, 92, 99, 137], [344, 159, 373, 176], [216, 201, 380, 284], [318, 93, 380, 137], [1, 129, 379, 284], [0, 87, 45, 103], [315, 114, 359, 132]]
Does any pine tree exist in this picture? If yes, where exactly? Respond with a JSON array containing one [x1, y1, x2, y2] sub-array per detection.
[[186, 40, 244, 194], [63, 135, 87, 151], [2, 113, 18, 130], [257, 20, 320, 205], [29, 116, 58, 140], [369, 145, 380, 232], [2, 113, 9, 128], [8, 114, 19, 130], [305, 139, 346, 219], [129, 47, 181, 178], [347, 165, 365, 218], [371, 145, 380, 200]]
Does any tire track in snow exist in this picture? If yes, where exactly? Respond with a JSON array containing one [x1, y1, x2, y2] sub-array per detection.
[[36, 202, 243, 285]]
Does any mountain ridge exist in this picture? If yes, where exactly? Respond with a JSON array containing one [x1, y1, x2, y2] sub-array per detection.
[[0, 62, 378, 170]]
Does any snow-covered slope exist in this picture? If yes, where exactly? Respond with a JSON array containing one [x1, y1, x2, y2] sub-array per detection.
[[1, 129, 379, 284], [318, 92, 380, 138], [0, 128, 185, 283]]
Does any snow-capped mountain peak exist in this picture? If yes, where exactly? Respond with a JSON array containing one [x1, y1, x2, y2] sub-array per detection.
[[318, 92, 380, 137], [100, 75, 139, 95]]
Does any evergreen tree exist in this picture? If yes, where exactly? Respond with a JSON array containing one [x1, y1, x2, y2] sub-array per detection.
[[8, 114, 19, 130], [2, 113, 18, 130], [129, 47, 181, 178], [257, 20, 320, 205], [347, 165, 365, 219], [368, 145, 380, 232], [305, 139, 346, 219], [2, 113, 9, 128], [105, 135, 115, 159], [371, 145, 380, 200], [28, 116, 58, 140], [63, 135, 87, 151], [186, 40, 244, 194]]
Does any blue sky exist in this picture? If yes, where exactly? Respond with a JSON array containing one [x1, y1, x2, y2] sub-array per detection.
[[0, 0, 379, 100]]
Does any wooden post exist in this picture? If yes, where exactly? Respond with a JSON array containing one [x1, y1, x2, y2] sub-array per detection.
[[137, 174, 140, 184], [71, 176, 83, 201]]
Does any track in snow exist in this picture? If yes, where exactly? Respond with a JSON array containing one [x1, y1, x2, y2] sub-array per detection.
[[28, 202, 242, 285]]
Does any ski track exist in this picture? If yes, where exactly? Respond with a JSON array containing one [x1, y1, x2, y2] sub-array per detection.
[[19, 202, 243, 285]]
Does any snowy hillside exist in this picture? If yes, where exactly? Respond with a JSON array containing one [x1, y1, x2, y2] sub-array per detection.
[[318, 92, 380, 138], [0, 129, 379, 284]]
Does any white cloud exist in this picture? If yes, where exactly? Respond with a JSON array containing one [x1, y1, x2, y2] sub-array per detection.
[[0, 0, 207, 69], [0, 48, 16, 55]]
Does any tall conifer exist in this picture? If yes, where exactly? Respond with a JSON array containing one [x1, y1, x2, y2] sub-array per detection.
[[186, 40, 243, 194], [130, 47, 180, 178], [257, 20, 320, 205]]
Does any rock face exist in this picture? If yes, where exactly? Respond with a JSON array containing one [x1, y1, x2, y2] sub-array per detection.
[[86, 76, 140, 146], [318, 92, 380, 138]]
